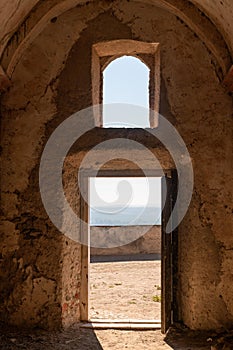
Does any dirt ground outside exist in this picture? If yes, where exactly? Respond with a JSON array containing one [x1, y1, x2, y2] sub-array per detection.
[[89, 256, 161, 321]]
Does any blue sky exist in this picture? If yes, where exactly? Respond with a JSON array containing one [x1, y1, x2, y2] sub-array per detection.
[[103, 55, 150, 127]]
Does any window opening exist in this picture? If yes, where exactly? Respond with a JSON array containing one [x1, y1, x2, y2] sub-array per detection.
[[103, 56, 150, 128]]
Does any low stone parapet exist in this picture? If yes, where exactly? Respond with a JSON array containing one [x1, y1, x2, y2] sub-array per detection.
[[90, 225, 161, 256]]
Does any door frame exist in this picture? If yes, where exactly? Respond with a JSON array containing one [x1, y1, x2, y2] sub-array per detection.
[[161, 170, 178, 333], [79, 168, 178, 332]]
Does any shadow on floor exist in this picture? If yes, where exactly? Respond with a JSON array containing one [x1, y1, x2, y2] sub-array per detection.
[[0, 324, 104, 350], [91, 253, 161, 263], [0, 323, 219, 349], [164, 327, 212, 349]]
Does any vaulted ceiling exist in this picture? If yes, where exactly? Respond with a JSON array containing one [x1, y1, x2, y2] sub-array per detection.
[[0, 0, 232, 73]]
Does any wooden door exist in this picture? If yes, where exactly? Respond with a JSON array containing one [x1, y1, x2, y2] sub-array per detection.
[[161, 172, 178, 333], [80, 176, 90, 321]]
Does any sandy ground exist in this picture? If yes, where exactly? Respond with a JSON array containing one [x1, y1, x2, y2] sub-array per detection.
[[89, 259, 161, 320]]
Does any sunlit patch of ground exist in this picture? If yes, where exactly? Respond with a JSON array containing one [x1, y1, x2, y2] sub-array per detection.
[[90, 259, 161, 321]]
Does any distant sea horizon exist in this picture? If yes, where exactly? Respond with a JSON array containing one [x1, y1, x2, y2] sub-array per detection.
[[90, 206, 161, 226]]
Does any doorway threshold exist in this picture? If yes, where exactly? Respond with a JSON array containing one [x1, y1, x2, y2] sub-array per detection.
[[80, 319, 161, 330]]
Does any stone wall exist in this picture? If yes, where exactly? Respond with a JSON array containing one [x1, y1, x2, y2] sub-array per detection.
[[90, 225, 161, 256], [0, 0, 232, 331]]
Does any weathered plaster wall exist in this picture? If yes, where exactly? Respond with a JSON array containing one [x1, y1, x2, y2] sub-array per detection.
[[191, 0, 233, 55], [0, 0, 232, 331], [0, 2, 103, 329], [0, 0, 40, 55]]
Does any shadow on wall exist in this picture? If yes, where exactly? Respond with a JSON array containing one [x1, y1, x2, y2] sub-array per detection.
[[91, 253, 161, 263]]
